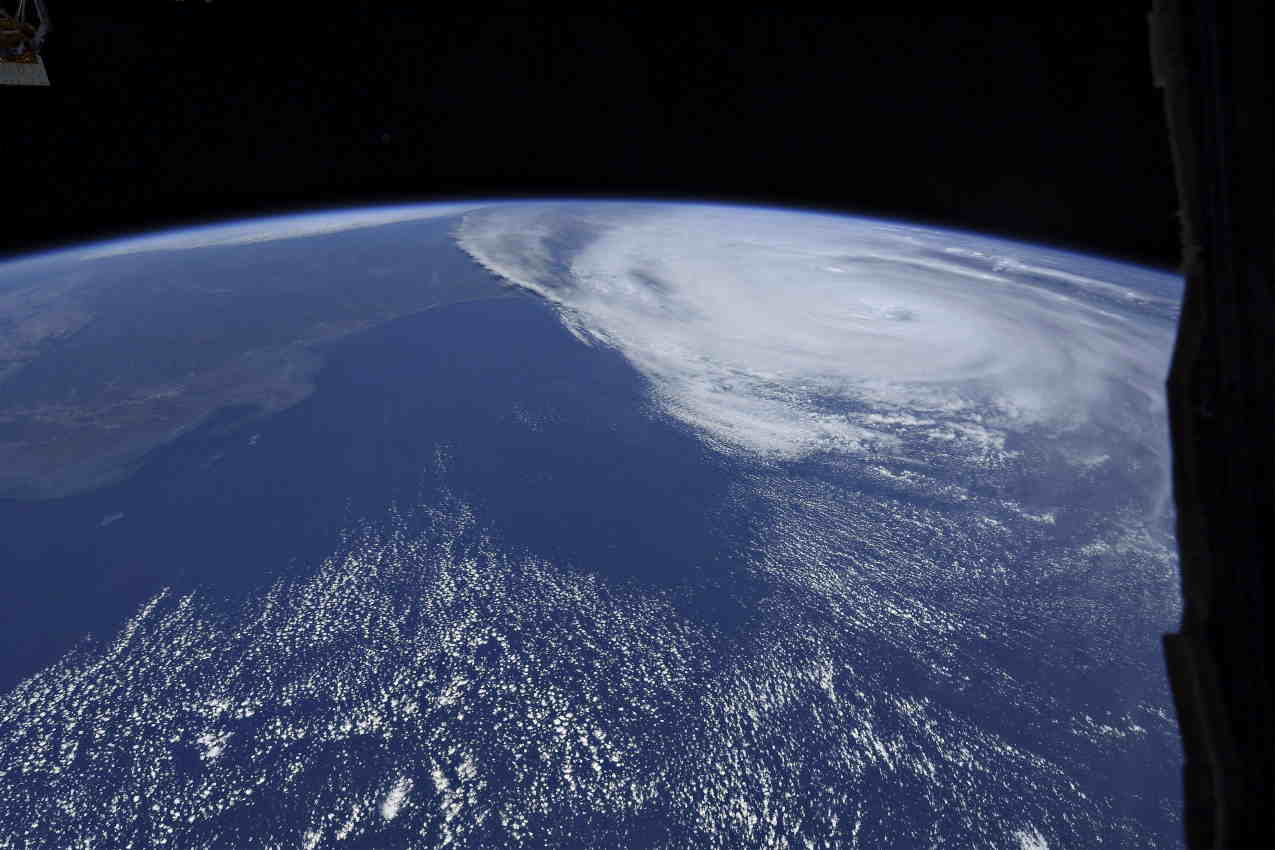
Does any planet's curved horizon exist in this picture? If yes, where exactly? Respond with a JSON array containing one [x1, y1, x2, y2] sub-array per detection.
[[0, 200, 1184, 848]]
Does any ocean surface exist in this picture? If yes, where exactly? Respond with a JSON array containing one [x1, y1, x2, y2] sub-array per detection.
[[0, 202, 1185, 848]]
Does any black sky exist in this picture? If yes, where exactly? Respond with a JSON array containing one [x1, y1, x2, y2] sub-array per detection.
[[2, 10, 1180, 271]]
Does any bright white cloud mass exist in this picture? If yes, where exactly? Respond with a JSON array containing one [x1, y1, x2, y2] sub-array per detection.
[[457, 202, 1178, 467]]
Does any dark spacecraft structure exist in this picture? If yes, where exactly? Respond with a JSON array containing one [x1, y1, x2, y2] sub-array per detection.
[[1150, 1, 1274, 846], [0, 0, 50, 86]]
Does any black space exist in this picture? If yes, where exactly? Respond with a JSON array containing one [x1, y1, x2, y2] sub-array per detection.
[[2, 9, 1179, 271]]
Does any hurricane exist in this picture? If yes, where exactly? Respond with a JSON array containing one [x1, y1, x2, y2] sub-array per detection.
[[458, 203, 1176, 472]]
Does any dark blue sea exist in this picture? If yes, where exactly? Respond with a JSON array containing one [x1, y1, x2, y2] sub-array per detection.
[[0, 204, 1184, 848]]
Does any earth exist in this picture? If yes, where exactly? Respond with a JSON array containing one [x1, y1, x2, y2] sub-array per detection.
[[0, 201, 1184, 849]]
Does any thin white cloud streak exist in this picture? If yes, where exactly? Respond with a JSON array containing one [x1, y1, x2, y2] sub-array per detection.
[[78, 204, 484, 260]]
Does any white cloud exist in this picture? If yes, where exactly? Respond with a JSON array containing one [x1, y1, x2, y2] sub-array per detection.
[[79, 203, 484, 260], [380, 776, 412, 821], [1012, 824, 1051, 849], [457, 202, 1178, 465]]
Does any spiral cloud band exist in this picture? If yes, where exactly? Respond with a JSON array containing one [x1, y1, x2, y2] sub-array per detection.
[[457, 202, 1179, 467]]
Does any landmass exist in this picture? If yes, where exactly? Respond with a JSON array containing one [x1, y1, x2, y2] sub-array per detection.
[[0, 213, 507, 500]]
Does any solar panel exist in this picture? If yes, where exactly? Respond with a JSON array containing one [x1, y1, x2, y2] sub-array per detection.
[[0, 0, 49, 86], [0, 54, 48, 86]]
